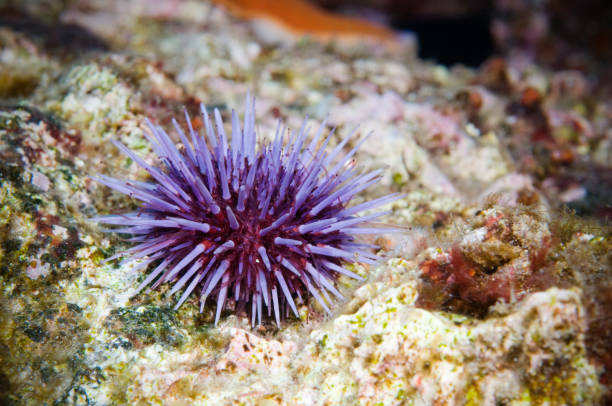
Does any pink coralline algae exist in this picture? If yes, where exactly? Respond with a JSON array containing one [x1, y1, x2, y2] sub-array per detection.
[[93, 97, 399, 326]]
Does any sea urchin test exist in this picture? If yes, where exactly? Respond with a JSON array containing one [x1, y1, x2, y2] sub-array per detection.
[[92, 96, 400, 327]]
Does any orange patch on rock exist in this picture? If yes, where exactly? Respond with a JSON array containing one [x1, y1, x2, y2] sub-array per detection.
[[212, 0, 396, 43]]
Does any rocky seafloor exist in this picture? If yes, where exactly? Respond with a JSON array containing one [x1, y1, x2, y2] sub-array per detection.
[[1, 0, 611, 405]]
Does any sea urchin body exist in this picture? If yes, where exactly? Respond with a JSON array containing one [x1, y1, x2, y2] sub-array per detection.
[[93, 96, 399, 326]]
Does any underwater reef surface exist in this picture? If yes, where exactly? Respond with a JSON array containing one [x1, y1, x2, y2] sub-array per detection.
[[1, 0, 611, 404]]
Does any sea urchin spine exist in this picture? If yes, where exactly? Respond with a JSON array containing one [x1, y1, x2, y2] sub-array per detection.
[[93, 96, 400, 326]]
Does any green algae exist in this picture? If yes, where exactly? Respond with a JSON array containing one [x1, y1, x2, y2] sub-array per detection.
[[0, 299, 92, 405], [0, 104, 98, 405], [43, 62, 140, 146], [106, 305, 186, 348], [0, 181, 37, 277]]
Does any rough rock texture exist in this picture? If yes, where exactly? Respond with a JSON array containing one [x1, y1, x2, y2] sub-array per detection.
[[0, 0, 610, 404], [114, 281, 600, 405]]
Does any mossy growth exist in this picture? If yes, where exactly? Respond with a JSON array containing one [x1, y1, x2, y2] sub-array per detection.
[[105, 305, 186, 348], [548, 208, 612, 400], [0, 180, 39, 279], [0, 104, 98, 404], [0, 177, 84, 284], [0, 300, 93, 405], [44, 62, 137, 140]]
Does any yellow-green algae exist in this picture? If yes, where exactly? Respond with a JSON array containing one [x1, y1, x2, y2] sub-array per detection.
[[0, 114, 96, 404], [43, 62, 141, 147], [100, 255, 599, 405]]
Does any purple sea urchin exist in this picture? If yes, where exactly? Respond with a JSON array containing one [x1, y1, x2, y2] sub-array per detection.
[[93, 96, 399, 326]]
